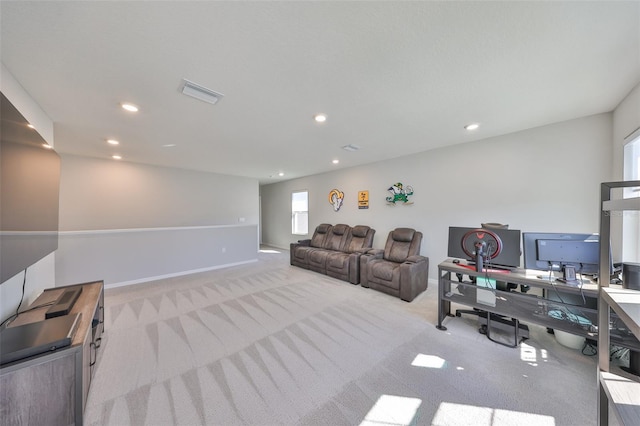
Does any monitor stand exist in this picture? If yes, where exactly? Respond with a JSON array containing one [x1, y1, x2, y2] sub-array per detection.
[[464, 248, 511, 274], [474, 242, 486, 273], [556, 265, 590, 285]]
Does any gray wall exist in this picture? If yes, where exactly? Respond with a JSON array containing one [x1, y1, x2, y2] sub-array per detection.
[[56, 154, 259, 287], [260, 113, 614, 281]]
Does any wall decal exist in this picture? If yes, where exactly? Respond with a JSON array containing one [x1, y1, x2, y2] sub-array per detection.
[[386, 182, 414, 205], [328, 188, 344, 211], [358, 190, 369, 209]]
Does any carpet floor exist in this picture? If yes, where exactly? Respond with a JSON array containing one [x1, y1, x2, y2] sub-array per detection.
[[84, 248, 601, 425]]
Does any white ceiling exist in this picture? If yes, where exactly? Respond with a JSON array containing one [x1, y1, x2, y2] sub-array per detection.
[[1, 1, 639, 184]]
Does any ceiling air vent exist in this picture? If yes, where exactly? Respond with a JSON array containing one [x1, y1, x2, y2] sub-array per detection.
[[181, 79, 224, 105], [342, 144, 360, 152]]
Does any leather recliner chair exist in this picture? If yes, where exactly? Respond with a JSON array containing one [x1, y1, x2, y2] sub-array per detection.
[[360, 227, 429, 302]]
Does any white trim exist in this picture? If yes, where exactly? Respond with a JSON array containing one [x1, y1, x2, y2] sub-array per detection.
[[0, 231, 57, 236], [603, 198, 640, 211], [104, 259, 258, 289], [624, 126, 640, 142], [262, 243, 290, 251], [59, 224, 255, 236]]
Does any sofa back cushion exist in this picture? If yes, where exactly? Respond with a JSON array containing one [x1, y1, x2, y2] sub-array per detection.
[[384, 228, 422, 263], [347, 225, 375, 252], [310, 223, 332, 248], [323, 224, 350, 251]]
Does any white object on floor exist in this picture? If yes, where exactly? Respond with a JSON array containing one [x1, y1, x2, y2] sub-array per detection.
[[555, 329, 585, 350]]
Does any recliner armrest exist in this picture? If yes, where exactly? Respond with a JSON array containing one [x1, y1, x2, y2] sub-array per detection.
[[364, 248, 384, 258], [399, 256, 429, 302], [296, 239, 311, 246], [360, 249, 384, 288], [350, 247, 370, 255], [405, 255, 427, 264]]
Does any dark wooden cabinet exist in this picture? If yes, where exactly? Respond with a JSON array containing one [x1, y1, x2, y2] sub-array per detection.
[[0, 281, 104, 425]]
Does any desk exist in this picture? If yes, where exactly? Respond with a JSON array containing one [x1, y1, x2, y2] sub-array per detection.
[[437, 260, 640, 351]]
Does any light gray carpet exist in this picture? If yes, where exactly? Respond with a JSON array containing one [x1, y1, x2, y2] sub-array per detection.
[[84, 248, 599, 425]]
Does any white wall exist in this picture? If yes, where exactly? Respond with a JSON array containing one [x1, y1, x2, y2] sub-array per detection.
[[613, 82, 640, 179], [0, 63, 56, 323], [59, 154, 259, 230], [261, 113, 613, 280], [1, 63, 53, 144], [56, 154, 260, 287], [612, 82, 640, 262]]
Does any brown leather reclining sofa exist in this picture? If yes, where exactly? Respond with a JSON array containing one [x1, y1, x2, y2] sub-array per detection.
[[290, 223, 375, 284]]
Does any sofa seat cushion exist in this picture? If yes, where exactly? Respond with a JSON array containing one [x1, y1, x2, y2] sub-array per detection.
[[370, 261, 400, 289], [292, 245, 313, 261], [326, 251, 349, 269], [308, 249, 329, 265]]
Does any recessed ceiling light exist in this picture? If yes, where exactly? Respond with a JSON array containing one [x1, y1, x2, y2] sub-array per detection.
[[314, 114, 327, 123], [278, 172, 284, 177], [27, 124, 35, 129], [42, 143, 53, 149], [107, 139, 120, 145], [332, 159, 339, 164], [121, 103, 139, 112], [112, 155, 122, 160], [465, 123, 480, 131], [162, 144, 177, 148]]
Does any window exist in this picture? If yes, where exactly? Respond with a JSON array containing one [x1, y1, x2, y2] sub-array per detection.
[[292, 191, 308, 235], [623, 132, 640, 262], [624, 133, 640, 182]]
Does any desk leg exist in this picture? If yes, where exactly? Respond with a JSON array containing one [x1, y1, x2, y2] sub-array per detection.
[[436, 269, 451, 330], [599, 381, 608, 426]]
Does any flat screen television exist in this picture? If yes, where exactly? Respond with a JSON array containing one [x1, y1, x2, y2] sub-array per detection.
[[1, 92, 60, 284], [447, 226, 521, 270], [522, 232, 608, 277]]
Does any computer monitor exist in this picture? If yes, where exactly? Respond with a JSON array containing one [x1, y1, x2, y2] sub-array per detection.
[[448, 226, 521, 271], [522, 232, 609, 278]]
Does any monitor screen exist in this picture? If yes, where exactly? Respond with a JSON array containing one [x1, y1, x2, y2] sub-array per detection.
[[448, 226, 521, 269], [522, 232, 605, 275]]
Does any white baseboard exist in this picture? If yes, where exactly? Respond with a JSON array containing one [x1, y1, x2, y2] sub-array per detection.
[[104, 259, 258, 289], [260, 242, 290, 251]]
